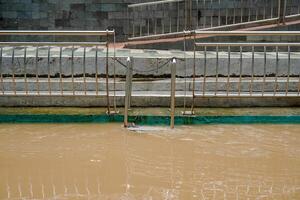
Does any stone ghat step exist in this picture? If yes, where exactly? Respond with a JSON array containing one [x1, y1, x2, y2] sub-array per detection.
[[1, 77, 299, 92]]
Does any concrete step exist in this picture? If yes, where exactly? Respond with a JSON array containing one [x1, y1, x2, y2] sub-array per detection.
[[1, 77, 299, 92]]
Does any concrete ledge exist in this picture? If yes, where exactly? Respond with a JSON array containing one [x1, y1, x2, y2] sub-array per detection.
[[1, 95, 299, 107]]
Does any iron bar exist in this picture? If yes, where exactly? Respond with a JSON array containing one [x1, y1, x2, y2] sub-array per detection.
[[113, 31, 117, 112], [24, 47, 28, 95], [262, 46, 267, 96], [183, 35, 187, 112], [95, 46, 99, 96], [59, 47, 63, 95], [124, 57, 132, 128], [250, 46, 255, 96], [83, 47, 87, 95], [71, 46, 75, 95], [191, 35, 196, 113], [240, 0, 243, 23], [170, 58, 176, 129], [210, 0, 213, 27], [106, 38, 110, 114], [286, 45, 290, 96], [203, 46, 207, 96], [226, 46, 231, 96], [218, 0, 221, 26], [0, 42, 106, 46], [0, 47, 3, 95], [47, 46, 51, 95], [194, 31, 300, 36], [195, 42, 300, 46], [0, 30, 114, 36], [203, 0, 206, 28], [12, 47, 16, 95], [215, 45, 219, 96], [35, 46, 40, 95], [238, 46, 243, 96], [128, 0, 183, 8], [274, 46, 279, 96]]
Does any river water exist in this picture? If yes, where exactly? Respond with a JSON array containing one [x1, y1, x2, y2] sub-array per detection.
[[0, 124, 299, 199]]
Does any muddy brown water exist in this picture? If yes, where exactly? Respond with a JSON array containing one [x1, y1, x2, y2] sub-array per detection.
[[0, 124, 299, 199]]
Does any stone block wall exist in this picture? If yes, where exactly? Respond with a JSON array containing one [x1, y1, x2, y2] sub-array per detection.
[[0, 0, 299, 41]]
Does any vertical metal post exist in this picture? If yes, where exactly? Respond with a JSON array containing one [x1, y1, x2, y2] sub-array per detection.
[[255, 8, 258, 21], [203, 0, 206, 28], [113, 31, 117, 112], [140, 6, 142, 36], [210, 0, 213, 27], [177, 1, 180, 32], [274, 46, 279, 96], [263, 0, 266, 19], [106, 33, 111, 114], [283, 0, 287, 23], [170, 58, 176, 129], [128, 58, 133, 110], [95, 46, 99, 96], [233, 6, 236, 24], [240, 0, 243, 23], [147, 6, 150, 36], [169, 3, 172, 33], [71, 46, 75, 95], [24, 47, 28, 95], [262, 46, 267, 96], [278, 0, 286, 24], [286, 45, 290, 96], [155, 4, 157, 34], [271, 0, 274, 18], [248, 7, 251, 22], [124, 57, 132, 128], [183, 35, 187, 112], [47, 46, 51, 95], [35, 46, 40, 95], [132, 8, 135, 38], [238, 46, 243, 96], [196, 0, 199, 28], [59, 47, 63, 95], [191, 35, 196, 113], [218, 0, 221, 26], [83, 47, 87, 95], [12, 47, 16, 95], [226, 8, 228, 25], [202, 46, 207, 96], [226, 46, 231, 96], [162, 4, 165, 34], [0, 47, 3, 95], [250, 46, 254, 96], [215, 45, 219, 96]]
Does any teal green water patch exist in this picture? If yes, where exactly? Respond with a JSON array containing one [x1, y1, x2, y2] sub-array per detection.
[[0, 115, 299, 125]]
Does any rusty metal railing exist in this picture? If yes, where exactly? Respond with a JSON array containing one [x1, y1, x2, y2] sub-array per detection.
[[0, 30, 118, 114]]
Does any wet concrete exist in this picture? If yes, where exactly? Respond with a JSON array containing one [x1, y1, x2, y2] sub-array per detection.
[[0, 123, 299, 199]]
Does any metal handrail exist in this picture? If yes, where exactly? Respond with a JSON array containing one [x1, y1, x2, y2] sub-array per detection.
[[0, 30, 115, 36], [193, 30, 300, 36], [128, 0, 183, 8], [195, 42, 300, 46], [0, 42, 107, 46]]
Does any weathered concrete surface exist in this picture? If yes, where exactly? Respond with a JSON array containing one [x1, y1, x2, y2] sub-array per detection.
[[1, 95, 299, 107], [1, 77, 299, 92], [1, 47, 300, 77]]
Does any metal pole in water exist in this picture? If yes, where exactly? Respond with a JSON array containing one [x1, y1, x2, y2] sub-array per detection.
[[170, 58, 176, 129], [124, 57, 132, 128]]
